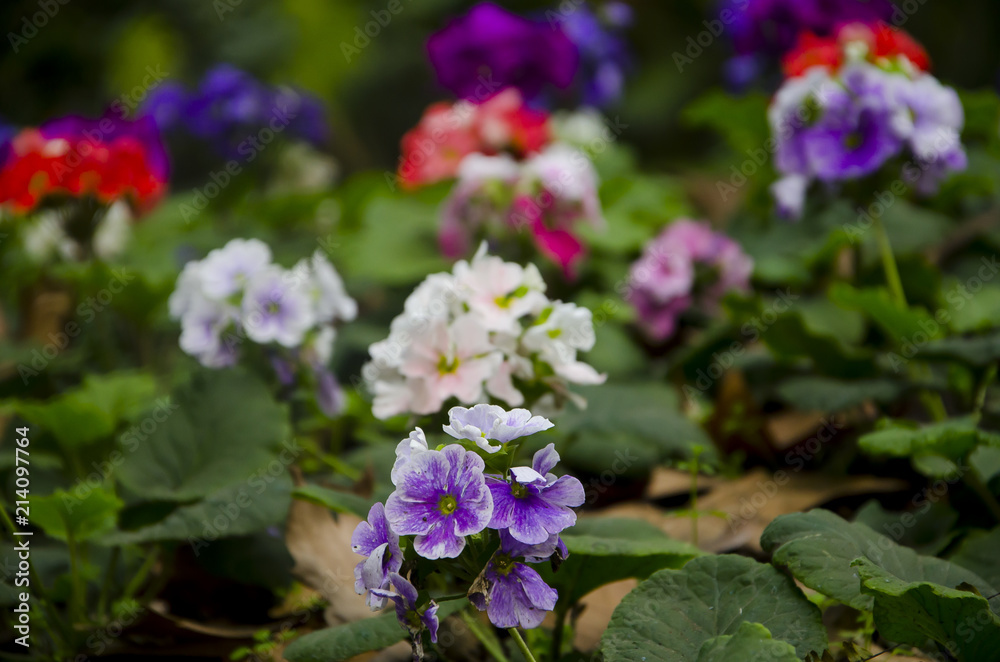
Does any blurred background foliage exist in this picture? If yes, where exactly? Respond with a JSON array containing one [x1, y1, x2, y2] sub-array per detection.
[[3, 0, 998, 178]]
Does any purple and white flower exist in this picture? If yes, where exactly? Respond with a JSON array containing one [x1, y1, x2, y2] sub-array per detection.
[[369, 573, 440, 643], [169, 238, 355, 415], [487, 444, 584, 544], [242, 267, 315, 347], [385, 445, 494, 559], [469, 529, 559, 629], [443, 404, 554, 453], [198, 238, 272, 300], [351, 503, 403, 610]]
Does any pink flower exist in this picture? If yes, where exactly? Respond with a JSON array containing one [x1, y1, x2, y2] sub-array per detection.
[[398, 314, 503, 415], [628, 219, 753, 342]]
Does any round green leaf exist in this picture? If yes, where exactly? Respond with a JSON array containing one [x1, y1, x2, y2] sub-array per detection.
[[601, 554, 826, 662]]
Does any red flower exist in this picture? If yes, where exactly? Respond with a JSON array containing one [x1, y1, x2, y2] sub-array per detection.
[[0, 115, 168, 214], [781, 21, 930, 78], [782, 32, 842, 77], [397, 89, 551, 189]]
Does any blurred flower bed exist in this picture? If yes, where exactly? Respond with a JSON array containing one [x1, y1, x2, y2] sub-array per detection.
[[2, 1, 1000, 661]]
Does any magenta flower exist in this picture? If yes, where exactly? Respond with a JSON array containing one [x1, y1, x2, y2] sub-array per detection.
[[385, 445, 494, 559], [370, 572, 440, 643], [469, 530, 559, 629], [426, 3, 578, 102], [487, 444, 584, 544], [351, 503, 403, 610]]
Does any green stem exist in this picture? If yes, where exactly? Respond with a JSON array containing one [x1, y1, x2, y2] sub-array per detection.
[[459, 611, 510, 662], [508, 628, 538, 662], [122, 547, 159, 602], [66, 530, 87, 624], [303, 445, 360, 481], [98, 547, 120, 621], [433, 593, 468, 602], [974, 364, 998, 418], [964, 468, 1000, 524], [873, 216, 907, 307]]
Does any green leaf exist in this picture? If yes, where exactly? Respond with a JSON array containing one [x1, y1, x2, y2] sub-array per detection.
[[854, 557, 1000, 662], [292, 485, 372, 518], [950, 527, 1000, 590], [696, 622, 800, 662], [919, 333, 1000, 367], [761, 509, 994, 610], [682, 91, 770, 155], [776, 376, 902, 412], [829, 283, 942, 343], [601, 554, 826, 662], [117, 369, 291, 502], [31, 487, 122, 542], [332, 195, 449, 285], [542, 518, 701, 604], [8, 372, 156, 448], [558, 382, 715, 469], [858, 416, 1000, 467], [282, 600, 466, 662], [103, 473, 292, 545]]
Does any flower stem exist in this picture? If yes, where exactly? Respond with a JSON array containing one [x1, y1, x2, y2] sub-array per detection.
[[873, 216, 907, 307], [459, 611, 510, 662], [508, 628, 538, 662]]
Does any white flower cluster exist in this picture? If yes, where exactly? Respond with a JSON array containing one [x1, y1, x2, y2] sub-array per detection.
[[362, 243, 606, 419], [168, 238, 356, 370]]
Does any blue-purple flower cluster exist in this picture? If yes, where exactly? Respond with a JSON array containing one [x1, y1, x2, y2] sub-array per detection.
[[769, 49, 965, 218], [139, 64, 328, 157], [351, 404, 583, 642]]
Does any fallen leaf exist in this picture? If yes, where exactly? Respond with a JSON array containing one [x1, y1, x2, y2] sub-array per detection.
[[284, 497, 374, 626]]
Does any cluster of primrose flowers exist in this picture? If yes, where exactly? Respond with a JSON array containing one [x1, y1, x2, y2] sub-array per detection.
[[351, 404, 584, 653]]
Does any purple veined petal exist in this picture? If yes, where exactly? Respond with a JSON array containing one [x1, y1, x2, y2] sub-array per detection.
[[443, 403, 505, 441], [394, 450, 453, 502], [510, 492, 578, 544], [361, 543, 391, 593], [391, 428, 429, 486], [353, 561, 366, 596], [388, 572, 418, 608], [413, 518, 466, 559], [507, 497, 556, 545], [484, 575, 520, 629], [488, 482, 517, 530], [384, 493, 438, 536], [451, 490, 493, 536], [423, 601, 440, 643], [369, 587, 404, 617], [492, 409, 554, 442], [511, 562, 558, 612], [351, 503, 388, 557], [531, 443, 560, 476], [542, 474, 586, 508], [510, 466, 547, 485]]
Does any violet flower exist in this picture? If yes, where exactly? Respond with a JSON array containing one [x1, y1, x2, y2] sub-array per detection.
[[487, 444, 584, 544], [468, 529, 559, 629], [352, 503, 404, 610], [370, 573, 440, 643], [385, 445, 494, 559], [426, 2, 578, 102]]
